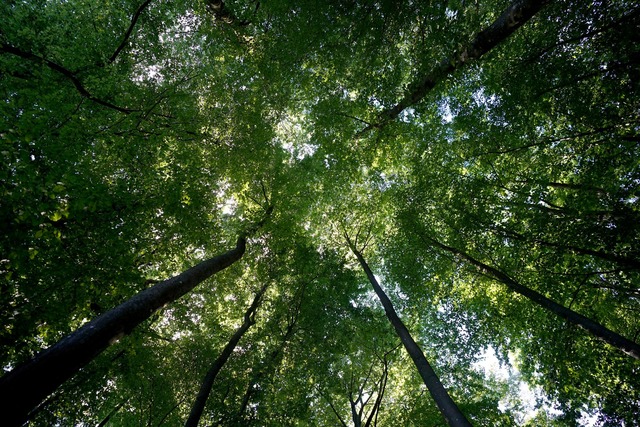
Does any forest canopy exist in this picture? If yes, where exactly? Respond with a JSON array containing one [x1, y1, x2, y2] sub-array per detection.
[[1, 0, 639, 425]]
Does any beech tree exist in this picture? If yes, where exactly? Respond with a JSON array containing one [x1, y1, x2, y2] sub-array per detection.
[[345, 229, 472, 427], [185, 282, 268, 427], [0, 236, 247, 427], [2, 0, 639, 425]]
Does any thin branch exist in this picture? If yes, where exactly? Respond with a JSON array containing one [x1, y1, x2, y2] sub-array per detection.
[[320, 390, 349, 427], [260, 180, 271, 207], [155, 398, 186, 426], [1, 42, 135, 114], [108, 0, 154, 64], [338, 113, 374, 127], [96, 397, 129, 427]]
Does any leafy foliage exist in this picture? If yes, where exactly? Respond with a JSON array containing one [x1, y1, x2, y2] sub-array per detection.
[[1, 0, 639, 425]]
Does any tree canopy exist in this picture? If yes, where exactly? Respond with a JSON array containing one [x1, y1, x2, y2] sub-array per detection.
[[1, 0, 639, 425]]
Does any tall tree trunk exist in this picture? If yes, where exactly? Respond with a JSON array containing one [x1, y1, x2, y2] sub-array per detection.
[[0, 237, 247, 427], [424, 235, 640, 360], [184, 283, 268, 427], [365, 0, 550, 131], [232, 281, 306, 424], [345, 236, 472, 427]]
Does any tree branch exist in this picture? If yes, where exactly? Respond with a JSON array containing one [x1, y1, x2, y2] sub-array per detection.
[[108, 0, 154, 64], [0, 42, 135, 114]]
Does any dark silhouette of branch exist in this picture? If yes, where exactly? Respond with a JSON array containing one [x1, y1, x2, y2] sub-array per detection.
[[320, 390, 349, 427], [206, 0, 259, 26], [0, 42, 136, 114], [96, 397, 129, 427], [422, 233, 640, 360], [108, 0, 154, 64]]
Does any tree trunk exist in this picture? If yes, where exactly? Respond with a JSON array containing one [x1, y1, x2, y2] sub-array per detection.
[[235, 320, 297, 421], [184, 283, 268, 427], [231, 281, 306, 424], [345, 237, 472, 427], [367, 0, 550, 131], [0, 237, 247, 427], [425, 235, 640, 360], [96, 397, 129, 427], [497, 227, 640, 270], [350, 397, 363, 427], [364, 352, 391, 427]]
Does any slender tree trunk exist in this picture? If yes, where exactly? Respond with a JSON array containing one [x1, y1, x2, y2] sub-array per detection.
[[236, 320, 296, 420], [345, 237, 472, 427], [497, 227, 640, 270], [96, 397, 129, 427], [425, 235, 640, 360], [0, 237, 247, 427], [364, 352, 391, 427], [350, 398, 362, 427], [365, 0, 551, 131], [232, 282, 306, 424], [184, 283, 268, 427]]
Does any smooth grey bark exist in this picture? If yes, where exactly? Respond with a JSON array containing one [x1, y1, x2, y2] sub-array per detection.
[[184, 283, 268, 427], [425, 235, 640, 360], [364, 0, 551, 131], [345, 236, 472, 427], [0, 237, 247, 427]]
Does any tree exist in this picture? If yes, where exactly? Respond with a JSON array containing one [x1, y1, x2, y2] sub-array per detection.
[[418, 230, 640, 360], [0, 236, 246, 427], [2, 0, 640, 425], [344, 229, 472, 427], [185, 282, 268, 427]]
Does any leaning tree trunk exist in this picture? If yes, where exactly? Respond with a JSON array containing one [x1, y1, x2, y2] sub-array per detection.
[[425, 235, 640, 360], [235, 313, 298, 421], [234, 281, 307, 422], [96, 397, 129, 427], [364, 0, 551, 131], [345, 236, 472, 427], [0, 237, 247, 427], [184, 283, 268, 427]]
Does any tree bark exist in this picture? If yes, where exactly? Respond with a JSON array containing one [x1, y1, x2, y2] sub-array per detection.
[[96, 397, 129, 427], [345, 237, 472, 427], [425, 235, 640, 360], [0, 237, 247, 427], [184, 283, 268, 427], [365, 0, 551, 131]]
